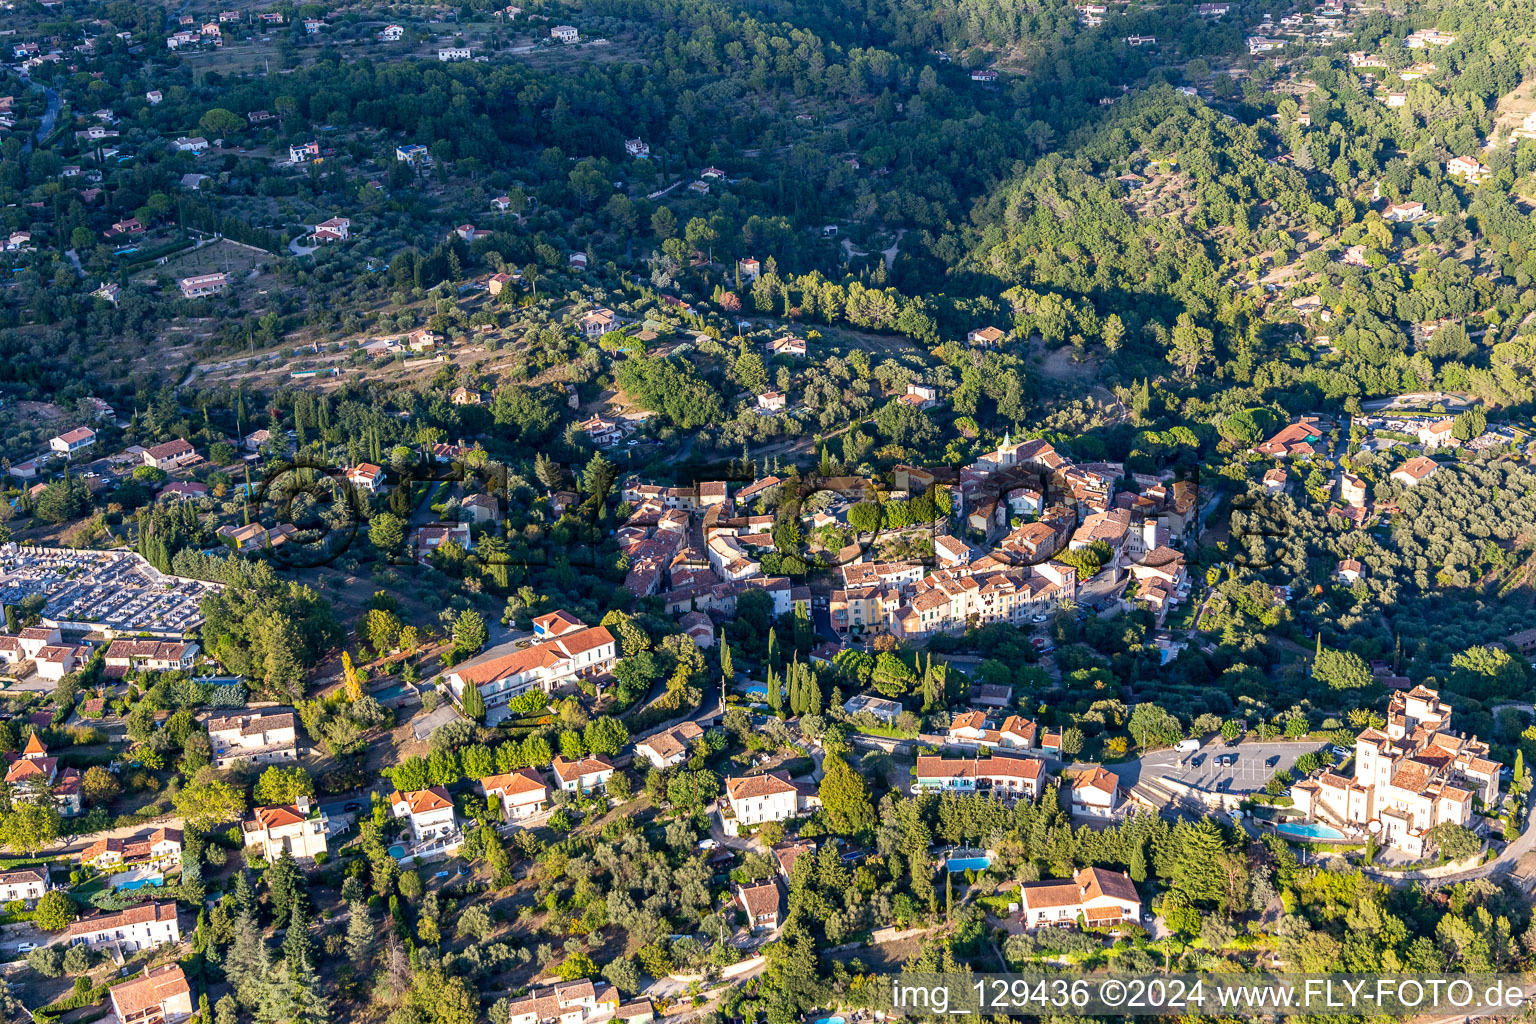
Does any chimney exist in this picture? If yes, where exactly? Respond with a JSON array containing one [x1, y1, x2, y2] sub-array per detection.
[[296, 794, 311, 814]]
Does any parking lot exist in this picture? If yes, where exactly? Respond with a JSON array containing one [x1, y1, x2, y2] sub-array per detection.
[[1104, 740, 1329, 797]]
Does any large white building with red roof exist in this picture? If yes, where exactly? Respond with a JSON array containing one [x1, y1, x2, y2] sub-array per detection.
[[724, 772, 801, 832], [68, 901, 181, 951], [444, 614, 616, 724], [1289, 687, 1499, 857], [912, 752, 1046, 800]]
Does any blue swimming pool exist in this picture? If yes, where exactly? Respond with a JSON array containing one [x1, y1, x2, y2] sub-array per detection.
[[947, 856, 992, 872], [1276, 821, 1347, 841], [117, 877, 162, 891], [812, 1016, 844, 1024], [388, 844, 407, 859]]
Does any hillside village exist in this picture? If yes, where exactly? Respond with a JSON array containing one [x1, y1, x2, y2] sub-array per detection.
[[4, 0, 1536, 1016]]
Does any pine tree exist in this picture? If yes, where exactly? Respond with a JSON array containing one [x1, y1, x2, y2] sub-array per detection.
[[345, 900, 373, 969], [224, 912, 271, 1007], [535, 453, 563, 491], [194, 908, 211, 954], [719, 640, 732, 685], [766, 667, 781, 714], [266, 850, 304, 925], [281, 956, 331, 1024], [283, 905, 315, 973], [767, 627, 779, 671], [230, 870, 257, 919]]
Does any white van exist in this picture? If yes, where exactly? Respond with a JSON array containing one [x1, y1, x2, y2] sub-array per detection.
[[1175, 739, 1200, 753]]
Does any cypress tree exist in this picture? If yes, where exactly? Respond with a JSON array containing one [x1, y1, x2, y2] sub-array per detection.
[[805, 670, 823, 716], [1128, 841, 1148, 883], [461, 681, 486, 722]]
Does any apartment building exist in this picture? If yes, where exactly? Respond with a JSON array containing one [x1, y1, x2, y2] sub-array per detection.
[[891, 562, 1077, 641], [207, 710, 299, 768], [912, 753, 1046, 801], [724, 772, 800, 831]]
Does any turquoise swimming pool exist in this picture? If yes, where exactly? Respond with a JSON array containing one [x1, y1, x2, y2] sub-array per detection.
[[947, 855, 992, 872], [388, 844, 407, 859], [1276, 821, 1347, 841], [812, 1016, 844, 1024]]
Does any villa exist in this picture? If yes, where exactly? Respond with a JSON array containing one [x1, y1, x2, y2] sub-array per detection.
[[1289, 687, 1499, 857]]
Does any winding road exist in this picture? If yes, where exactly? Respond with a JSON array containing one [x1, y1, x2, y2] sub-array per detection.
[[21, 81, 61, 155]]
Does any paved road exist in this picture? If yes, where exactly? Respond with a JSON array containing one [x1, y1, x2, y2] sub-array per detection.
[[21, 82, 60, 155]]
